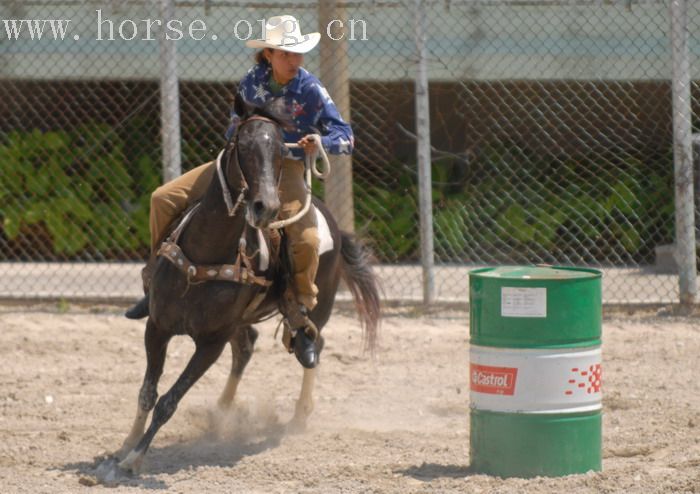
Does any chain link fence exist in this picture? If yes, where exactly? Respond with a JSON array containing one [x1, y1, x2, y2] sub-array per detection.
[[1, 0, 698, 304]]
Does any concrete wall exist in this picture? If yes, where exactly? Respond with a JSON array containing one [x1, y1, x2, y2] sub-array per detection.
[[1, 1, 697, 81]]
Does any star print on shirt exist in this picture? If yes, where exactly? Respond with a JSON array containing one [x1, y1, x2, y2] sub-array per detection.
[[338, 137, 351, 154], [253, 83, 269, 101]]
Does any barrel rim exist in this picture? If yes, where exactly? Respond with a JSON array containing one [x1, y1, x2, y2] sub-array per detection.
[[468, 339, 603, 349], [470, 408, 603, 419], [469, 265, 602, 280]]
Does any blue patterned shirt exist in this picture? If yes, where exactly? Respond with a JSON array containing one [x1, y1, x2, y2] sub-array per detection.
[[225, 63, 354, 161]]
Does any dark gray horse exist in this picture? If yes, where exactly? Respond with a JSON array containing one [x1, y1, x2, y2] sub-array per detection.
[[113, 94, 380, 474]]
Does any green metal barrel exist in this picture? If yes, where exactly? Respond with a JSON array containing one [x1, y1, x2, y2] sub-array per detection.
[[468, 266, 602, 478]]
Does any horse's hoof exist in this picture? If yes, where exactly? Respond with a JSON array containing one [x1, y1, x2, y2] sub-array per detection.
[[125, 295, 149, 320], [287, 416, 308, 434], [94, 457, 132, 486], [216, 397, 234, 411], [293, 331, 318, 369], [118, 450, 144, 475]]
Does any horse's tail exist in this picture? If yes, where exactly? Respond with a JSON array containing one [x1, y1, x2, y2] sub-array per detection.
[[339, 231, 381, 354]]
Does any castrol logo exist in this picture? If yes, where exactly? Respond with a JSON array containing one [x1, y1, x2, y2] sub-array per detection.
[[470, 345, 602, 413], [470, 364, 518, 395]]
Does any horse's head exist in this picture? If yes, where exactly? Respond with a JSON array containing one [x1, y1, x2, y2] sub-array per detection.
[[223, 93, 293, 228]]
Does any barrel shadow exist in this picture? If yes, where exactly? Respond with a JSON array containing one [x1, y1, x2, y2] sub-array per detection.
[[398, 462, 476, 481]]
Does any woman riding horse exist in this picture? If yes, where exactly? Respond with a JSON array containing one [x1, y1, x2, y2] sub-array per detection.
[[110, 93, 379, 477], [125, 15, 354, 368]]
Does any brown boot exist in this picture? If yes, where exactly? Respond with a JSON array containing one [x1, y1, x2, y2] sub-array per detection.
[[124, 258, 156, 320], [124, 294, 149, 320]]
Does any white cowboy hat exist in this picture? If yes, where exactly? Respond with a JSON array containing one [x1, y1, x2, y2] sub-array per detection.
[[246, 15, 320, 54]]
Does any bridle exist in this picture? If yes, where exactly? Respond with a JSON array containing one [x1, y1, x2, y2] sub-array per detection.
[[217, 114, 283, 218], [217, 112, 331, 229]]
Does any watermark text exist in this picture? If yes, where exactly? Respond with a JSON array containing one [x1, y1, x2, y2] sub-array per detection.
[[0, 11, 369, 43]]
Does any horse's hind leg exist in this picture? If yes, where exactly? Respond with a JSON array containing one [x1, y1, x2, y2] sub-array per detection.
[[118, 335, 228, 474], [217, 325, 258, 409], [289, 336, 325, 433], [115, 319, 171, 458], [288, 366, 319, 433], [288, 287, 332, 432]]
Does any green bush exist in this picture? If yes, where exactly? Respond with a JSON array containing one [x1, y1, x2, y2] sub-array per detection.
[[357, 147, 674, 265], [0, 125, 159, 260], [355, 170, 420, 262], [0, 126, 675, 266]]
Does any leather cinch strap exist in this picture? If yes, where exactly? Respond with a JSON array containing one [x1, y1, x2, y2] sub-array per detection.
[[158, 241, 272, 287]]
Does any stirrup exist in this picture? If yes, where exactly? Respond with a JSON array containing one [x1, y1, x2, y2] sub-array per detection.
[[283, 305, 318, 339]]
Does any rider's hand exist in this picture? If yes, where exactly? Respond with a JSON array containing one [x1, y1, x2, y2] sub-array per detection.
[[298, 135, 318, 155]]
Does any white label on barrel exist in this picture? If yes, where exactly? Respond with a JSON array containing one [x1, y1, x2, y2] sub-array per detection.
[[501, 287, 546, 317], [470, 345, 602, 414]]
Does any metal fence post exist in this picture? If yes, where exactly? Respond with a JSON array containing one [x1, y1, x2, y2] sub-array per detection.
[[159, 0, 182, 183], [693, 134, 700, 238], [415, 0, 435, 304], [319, 1, 355, 233], [669, 0, 697, 305]]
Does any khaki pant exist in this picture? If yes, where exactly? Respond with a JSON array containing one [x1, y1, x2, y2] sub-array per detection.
[[149, 158, 319, 310]]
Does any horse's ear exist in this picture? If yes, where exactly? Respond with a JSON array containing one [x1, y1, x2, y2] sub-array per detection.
[[234, 91, 251, 119]]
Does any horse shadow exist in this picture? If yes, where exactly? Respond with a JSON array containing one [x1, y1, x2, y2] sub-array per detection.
[[141, 421, 286, 474], [59, 418, 286, 488]]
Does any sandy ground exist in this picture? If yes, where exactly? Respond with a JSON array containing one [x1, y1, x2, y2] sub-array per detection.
[[0, 304, 698, 493]]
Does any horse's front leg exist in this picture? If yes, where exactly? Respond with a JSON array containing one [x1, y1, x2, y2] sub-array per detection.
[[115, 319, 171, 458], [217, 325, 259, 409], [118, 335, 228, 474]]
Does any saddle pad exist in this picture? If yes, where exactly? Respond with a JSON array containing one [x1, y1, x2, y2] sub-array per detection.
[[255, 207, 333, 272], [316, 207, 334, 255]]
